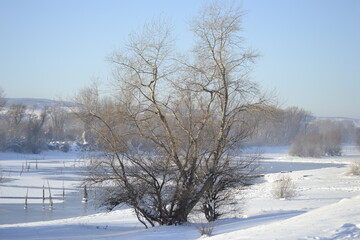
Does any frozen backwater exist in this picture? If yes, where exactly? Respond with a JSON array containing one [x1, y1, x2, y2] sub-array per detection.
[[0, 151, 98, 225], [0, 191, 96, 225]]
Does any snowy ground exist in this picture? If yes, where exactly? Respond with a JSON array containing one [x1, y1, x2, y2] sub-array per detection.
[[1, 146, 360, 240]]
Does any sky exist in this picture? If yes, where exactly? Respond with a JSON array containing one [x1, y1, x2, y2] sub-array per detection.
[[0, 0, 359, 118]]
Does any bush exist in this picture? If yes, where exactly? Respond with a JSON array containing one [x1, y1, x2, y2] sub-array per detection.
[[348, 161, 360, 176], [196, 222, 214, 236], [290, 131, 342, 158], [323, 129, 342, 156], [290, 133, 323, 157], [271, 174, 296, 199], [60, 143, 70, 152], [47, 142, 71, 152], [6, 138, 26, 153]]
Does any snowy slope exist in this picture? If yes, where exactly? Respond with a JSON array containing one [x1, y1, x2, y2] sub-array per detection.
[[209, 195, 360, 240]]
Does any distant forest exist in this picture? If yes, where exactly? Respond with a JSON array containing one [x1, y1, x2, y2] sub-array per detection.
[[0, 97, 359, 155]]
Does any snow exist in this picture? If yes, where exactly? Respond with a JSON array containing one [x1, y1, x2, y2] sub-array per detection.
[[1, 146, 360, 239]]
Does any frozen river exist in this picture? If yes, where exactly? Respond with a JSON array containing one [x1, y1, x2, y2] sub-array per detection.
[[258, 161, 344, 174]]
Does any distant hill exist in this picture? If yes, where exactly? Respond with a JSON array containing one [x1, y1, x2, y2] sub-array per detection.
[[3, 98, 360, 127], [316, 116, 360, 127], [4, 98, 75, 110]]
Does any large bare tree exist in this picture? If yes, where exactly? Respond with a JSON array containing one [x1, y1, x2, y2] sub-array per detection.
[[76, 1, 268, 227]]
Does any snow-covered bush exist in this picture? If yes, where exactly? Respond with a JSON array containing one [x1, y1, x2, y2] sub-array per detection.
[[47, 141, 71, 152], [196, 222, 214, 236], [348, 161, 360, 176], [271, 174, 296, 199]]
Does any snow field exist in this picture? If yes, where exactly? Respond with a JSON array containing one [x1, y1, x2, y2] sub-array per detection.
[[1, 147, 360, 239]]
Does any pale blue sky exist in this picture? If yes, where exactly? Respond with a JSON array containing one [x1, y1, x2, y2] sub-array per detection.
[[0, 0, 359, 118]]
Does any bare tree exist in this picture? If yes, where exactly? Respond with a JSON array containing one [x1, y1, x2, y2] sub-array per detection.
[[76, 1, 268, 227], [0, 88, 7, 150], [3, 104, 27, 151], [357, 128, 360, 150], [23, 107, 48, 153], [5, 104, 26, 131], [47, 105, 68, 141], [0, 87, 6, 109]]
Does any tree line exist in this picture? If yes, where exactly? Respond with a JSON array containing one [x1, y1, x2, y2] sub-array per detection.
[[0, 89, 357, 156], [0, 92, 85, 153]]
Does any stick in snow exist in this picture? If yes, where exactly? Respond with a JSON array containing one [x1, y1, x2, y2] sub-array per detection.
[[47, 181, 53, 210], [42, 184, 45, 209], [24, 188, 29, 209]]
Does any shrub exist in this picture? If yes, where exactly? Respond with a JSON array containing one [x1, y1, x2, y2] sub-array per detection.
[[60, 142, 70, 152], [322, 129, 342, 156], [348, 161, 360, 176], [271, 174, 296, 199], [290, 133, 323, 157], [196, 222, 214, 236], [290, 131, 342, 158]]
